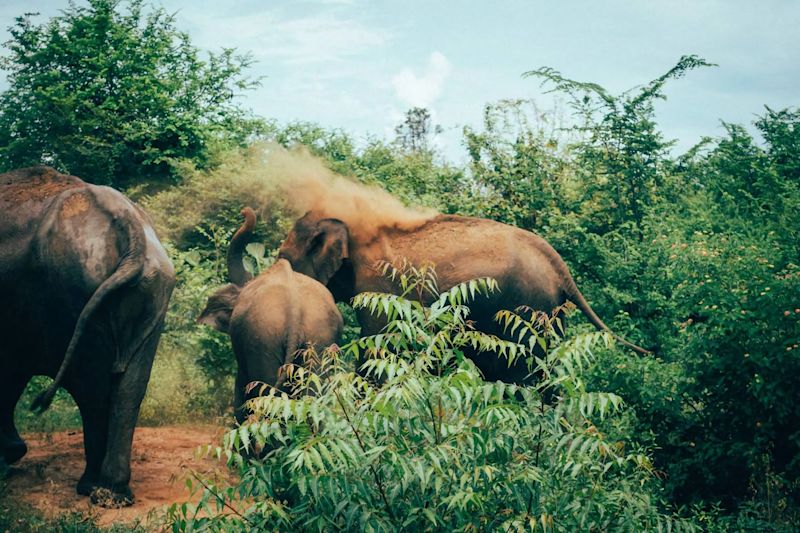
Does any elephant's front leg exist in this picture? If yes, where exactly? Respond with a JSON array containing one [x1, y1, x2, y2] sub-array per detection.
[[0, 372, 29, 465]]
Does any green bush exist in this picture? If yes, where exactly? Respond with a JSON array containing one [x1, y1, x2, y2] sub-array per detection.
[[137, 145, 292, 251], [168, 265, 695, 532], [140, 245, 237, 424], [462, 57, 800, 519]]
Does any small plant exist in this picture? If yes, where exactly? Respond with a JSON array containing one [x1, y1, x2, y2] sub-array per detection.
[[169, 263, 695, 531]]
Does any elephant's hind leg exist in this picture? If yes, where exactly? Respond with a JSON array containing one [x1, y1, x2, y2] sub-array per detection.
[[71, 384, 111, 496], [76, 407, 109, 496], [93, 326, 162, 507], [0, 372, 29, 465]]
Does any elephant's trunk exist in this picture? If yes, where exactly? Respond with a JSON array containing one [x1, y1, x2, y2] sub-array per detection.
[[227, 207, 257, 286]]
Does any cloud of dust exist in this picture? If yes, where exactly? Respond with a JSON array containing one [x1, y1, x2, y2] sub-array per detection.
[[253, 142, 437, 239]]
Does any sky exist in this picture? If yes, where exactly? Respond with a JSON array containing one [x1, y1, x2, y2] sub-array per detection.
[[1, 0, 799, 163]]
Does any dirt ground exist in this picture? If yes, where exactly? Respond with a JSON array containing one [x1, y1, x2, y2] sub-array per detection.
[[3, 425, 231, 529]]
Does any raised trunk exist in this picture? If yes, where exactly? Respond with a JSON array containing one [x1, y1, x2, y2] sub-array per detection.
[[227, 207, 257, 286]]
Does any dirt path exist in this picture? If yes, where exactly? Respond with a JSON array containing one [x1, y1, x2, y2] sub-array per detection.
[[3, 425, 231, 529]]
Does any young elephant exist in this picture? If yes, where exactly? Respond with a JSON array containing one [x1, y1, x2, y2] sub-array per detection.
[[198, 208, 343, 421]]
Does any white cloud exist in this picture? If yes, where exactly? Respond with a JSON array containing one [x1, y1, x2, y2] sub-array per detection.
[[392, 52, 452, 109], [263, 14, 389, 64], [184, 10, 389, 65]]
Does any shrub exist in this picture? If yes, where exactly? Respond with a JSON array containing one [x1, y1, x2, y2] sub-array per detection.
[[139, 245, 237, 424], [168, 265, 695, 532], [14, 377, 82, 433], [137, 145, 292, 251]]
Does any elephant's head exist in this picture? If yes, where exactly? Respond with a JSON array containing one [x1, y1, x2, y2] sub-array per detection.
[[278, 211, 350, 288], [197, 283, 241, 333]]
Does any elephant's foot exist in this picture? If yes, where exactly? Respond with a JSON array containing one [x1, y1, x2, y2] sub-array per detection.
[[76, 473, 99, 496], [89, 485, 135, 508], [77, 474, 135, 507], [2, 437, 27, 465]]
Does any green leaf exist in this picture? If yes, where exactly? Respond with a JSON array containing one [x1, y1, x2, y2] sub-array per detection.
[[246, 241, 265, 259]]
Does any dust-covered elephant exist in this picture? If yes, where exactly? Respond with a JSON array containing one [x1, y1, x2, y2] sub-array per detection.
[[0, 166, 175, 506], [198, 208, 342, 422], [277, 209, 649, 384]]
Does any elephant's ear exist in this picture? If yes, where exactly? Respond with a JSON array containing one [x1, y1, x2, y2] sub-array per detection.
[[197, 283, 241, 333], [309, 218, 349, 285]]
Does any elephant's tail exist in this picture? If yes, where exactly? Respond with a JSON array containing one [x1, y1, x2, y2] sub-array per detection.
[[275, 310, 303, 392], [227, 207, 256, 286], [561, 271, 652, 356], [31, 201, 147, 413]]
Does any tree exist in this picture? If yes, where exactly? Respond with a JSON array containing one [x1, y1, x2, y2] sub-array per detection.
[[0, 0, 260, 187], [524, 55, 715, 232], [394, 106, 442, 153], [463, 99, 574, 230]]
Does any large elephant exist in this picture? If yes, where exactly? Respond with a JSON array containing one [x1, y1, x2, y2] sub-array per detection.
[[0, 166, 175, 506], [198, 208, 342, 421], [277, 210, 649, 384]]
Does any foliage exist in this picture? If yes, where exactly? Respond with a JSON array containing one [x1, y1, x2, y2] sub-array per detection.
[[137, 145, 291, 250], [145, 244, 237, 421], [14, 377, 82, 433], [1, 8, 796, 524], [268, 121, 357, 171], [168, 266, 695, 532], [150, 75, 799, 524], [394, 106, 443, 154], [455, 56, 800, 523], [463, 99, 577, 228], [647, 226, 800, 503], [524, 55, 715, 230], [0, 0, 260, 187]]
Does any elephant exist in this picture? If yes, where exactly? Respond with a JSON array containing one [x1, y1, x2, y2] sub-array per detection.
[[277, 209, 649, 384], [0, 166, 175, 506], [198, 208, 343, 422]]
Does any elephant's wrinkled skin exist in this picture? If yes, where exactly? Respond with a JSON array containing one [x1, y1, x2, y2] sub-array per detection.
[[198, 208, 342, 422], [0, 166, 175, 506], [278, 210, 648, 384]]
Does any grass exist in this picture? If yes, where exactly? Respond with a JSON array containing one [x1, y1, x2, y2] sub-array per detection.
[[0, 488, 146, 533]]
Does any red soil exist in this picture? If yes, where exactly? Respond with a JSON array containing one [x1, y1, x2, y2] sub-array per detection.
[[3, 425, 231, 529]]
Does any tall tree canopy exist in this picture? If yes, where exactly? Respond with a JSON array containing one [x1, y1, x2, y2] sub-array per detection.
[[0, 0, 259, 187]]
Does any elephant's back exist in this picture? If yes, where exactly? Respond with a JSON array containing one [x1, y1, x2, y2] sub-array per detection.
[[35, 184, 137, 289], [293, 271, 338, 310], [0, 170, 119, 331], [230, 276, 293, 339], [229, 268, 342, 352], [375, 215, 521, 290], [0, 167, 85, 275], [0, 166, 84, 201], [293, 272, 343, 343], [0, 168, 174, 373], [363, 214, 565, 313]]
